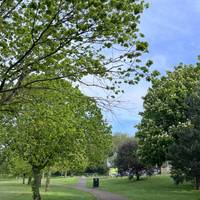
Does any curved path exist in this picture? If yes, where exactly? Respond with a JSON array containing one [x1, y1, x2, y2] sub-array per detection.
[[71, 177, 128, 200]]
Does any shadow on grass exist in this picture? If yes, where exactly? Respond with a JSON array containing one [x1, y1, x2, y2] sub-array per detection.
[[0, 179, 96, 200]]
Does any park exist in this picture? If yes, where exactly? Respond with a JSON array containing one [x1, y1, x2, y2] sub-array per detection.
[[1, 0, 200, 200]]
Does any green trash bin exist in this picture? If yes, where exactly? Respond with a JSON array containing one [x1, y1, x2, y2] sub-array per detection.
[[93, 178, 99, 188]]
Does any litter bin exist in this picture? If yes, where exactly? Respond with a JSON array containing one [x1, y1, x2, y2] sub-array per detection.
[[93, 178, 99, 188]]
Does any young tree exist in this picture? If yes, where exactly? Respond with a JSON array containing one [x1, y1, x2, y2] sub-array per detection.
[[136, 63, 200, 167], [0, 0, 152, 107], [2, 78, 112, 200], [8, 156, 31, 184], [115, 139, 144, 180]]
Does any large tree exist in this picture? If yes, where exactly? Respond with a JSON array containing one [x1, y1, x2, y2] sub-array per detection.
[[115, 139, 144, 180], [168, 86, 200, 190], [2, 78, 112, 200], [0, 0, 152, 107], [136, 62, 200, 167]]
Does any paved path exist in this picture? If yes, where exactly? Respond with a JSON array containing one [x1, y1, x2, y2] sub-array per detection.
[[71, 177, 128, 200]]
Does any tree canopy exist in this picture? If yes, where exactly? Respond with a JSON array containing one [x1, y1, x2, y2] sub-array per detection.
[[168, 86, 200, 190], [115, 139, 144, 180], [0, 0, 152, 107]]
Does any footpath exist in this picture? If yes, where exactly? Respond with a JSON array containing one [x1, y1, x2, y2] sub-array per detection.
[[71, 177, 128, 200]]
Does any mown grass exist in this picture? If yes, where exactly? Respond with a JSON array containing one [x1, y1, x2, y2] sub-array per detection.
[[87, 175, 200, 200], [0, 177, 96, 200]]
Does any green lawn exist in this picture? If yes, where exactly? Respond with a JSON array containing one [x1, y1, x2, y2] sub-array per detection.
[[87, 175, 200, 200], [0, 177, 96, 200]]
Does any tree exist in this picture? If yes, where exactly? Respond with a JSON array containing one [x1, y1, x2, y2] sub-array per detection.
[[168, 124, 200, 190], [112, 133, 130, 153], [167, 86, 200, 190], [0, 145, 32, 184], [136, 62, 200, 167], [115, 139, 144, 180], [0, 0, 152, 108], [2, 78, 112, 200], [108, 133, 130, 167], [7, 156, 31, 184]]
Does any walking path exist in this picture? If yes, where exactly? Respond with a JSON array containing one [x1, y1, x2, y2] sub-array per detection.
[[71, 177, 128, 200]]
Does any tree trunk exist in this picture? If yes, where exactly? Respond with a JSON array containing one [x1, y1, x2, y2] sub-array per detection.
[[158, 165, 162, 174], [28, 176, 32, 185], [32, 167, 42, 200], [45, 171, 51, 192], [64, 171, 67, 178], [136, 172, 140, 181], [195, 176, 200, 190], [39, 173, 42, 187], [23, 174, 26, 184]]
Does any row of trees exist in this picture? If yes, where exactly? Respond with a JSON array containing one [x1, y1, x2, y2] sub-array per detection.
[[136, 60, 200, 189], [0, 78, 112, 199]]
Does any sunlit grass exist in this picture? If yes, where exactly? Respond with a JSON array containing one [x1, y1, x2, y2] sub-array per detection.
[[87, 175, 200, 200], [0, 177, 95, 200]]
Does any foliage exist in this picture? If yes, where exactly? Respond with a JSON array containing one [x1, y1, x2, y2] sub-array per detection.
[[168, 87, 200, 189], [6, 156, 31, 179], [85, 165, 109, 175], [136, 119, 172, 167], [0, 0, 152, 107], [108, 133, 131, 167], [136, 63, 200, 166], [168, 125, 200, 189], [112, 133, 131, 153], [115, 139, 145, 180]]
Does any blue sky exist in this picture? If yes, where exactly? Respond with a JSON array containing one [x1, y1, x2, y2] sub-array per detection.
[[81, 1, 200, 135], [110, 0, 200, 135]]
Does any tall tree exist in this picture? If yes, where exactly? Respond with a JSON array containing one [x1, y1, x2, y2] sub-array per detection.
[[0, 0, 152, 107], [168, 86, 200, 190], [2, 78, 112, 200], [136, 63, 200, 167]]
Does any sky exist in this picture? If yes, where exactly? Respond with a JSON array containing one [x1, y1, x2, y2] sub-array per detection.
[[82, 0, 200, 135]]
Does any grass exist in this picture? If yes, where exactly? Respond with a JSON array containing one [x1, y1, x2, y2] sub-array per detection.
[[87, 175, 200, 200], [0, 177, 96, 200]]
